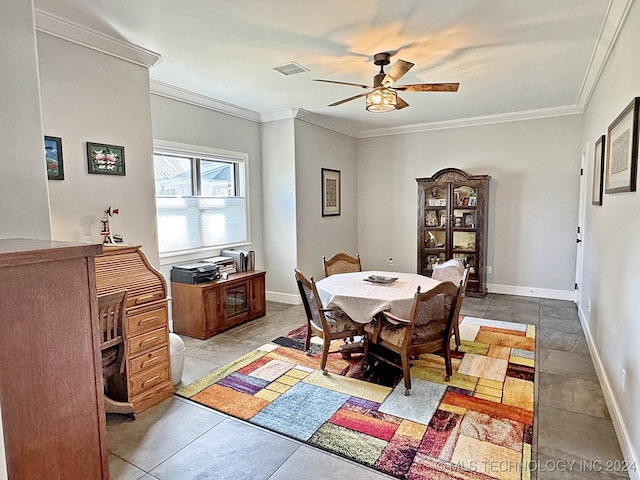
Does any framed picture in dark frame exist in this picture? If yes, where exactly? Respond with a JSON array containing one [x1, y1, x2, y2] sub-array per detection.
[[463, 212, 475, 228], [605, 97, 639, 194], [87, 142, 126, 176], [321, 168, 341, 216], [592, 135, 605, 205], [44, 136, 64, 180]]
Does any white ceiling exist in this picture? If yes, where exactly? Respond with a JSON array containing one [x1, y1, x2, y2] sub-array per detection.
[[34, 0, 624, 134]]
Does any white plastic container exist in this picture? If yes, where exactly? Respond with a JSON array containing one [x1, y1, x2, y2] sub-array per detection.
[[169, 332, 185, 385]]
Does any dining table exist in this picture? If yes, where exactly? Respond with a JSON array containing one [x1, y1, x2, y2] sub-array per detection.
[[315, 270, 442, 325]]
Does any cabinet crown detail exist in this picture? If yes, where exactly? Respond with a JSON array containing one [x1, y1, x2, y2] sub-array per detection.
[[416, 167, 491, 184]]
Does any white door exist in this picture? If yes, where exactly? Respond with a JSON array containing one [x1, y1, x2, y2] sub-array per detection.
[[574, 143, 588, 303]]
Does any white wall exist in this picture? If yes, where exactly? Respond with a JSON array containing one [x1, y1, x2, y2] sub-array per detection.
[[357, 115, 583, 297], [0, 0, 51, 240], [0, 2, 51, 475], [37, 33, 159, 264], [579, 0, 640, 468], [294, 120, 358, 280], [261, 119, 298, 301]]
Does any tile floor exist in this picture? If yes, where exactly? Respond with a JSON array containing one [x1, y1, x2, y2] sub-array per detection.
[[107, 295, 628, 480]]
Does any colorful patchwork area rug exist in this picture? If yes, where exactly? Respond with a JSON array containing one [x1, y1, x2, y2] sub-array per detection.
[[176, 316, 536, 480]]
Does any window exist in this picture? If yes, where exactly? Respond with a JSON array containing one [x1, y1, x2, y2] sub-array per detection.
[[153, 141, 248, 255]]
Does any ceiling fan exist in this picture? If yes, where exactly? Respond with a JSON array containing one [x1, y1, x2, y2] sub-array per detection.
[[314, 52, 459, 112]]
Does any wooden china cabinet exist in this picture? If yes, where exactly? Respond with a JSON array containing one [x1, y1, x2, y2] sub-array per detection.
[[416, 168, 491, 296]]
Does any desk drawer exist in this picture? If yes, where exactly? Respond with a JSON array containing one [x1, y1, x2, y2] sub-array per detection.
[[129, 346, 169, 376], [128, 327, 168, 357], [129, 364, 170, 398], [127, 306, 168, 337]]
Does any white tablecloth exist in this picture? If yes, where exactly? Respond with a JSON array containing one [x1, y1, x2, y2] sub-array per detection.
[[315, 271, 441, 324]]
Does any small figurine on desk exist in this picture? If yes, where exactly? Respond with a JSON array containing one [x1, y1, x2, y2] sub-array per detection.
[[100, 206, 124, 244]]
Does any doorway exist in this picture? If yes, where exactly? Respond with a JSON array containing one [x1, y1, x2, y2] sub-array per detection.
[[574, 143, 588, 304]]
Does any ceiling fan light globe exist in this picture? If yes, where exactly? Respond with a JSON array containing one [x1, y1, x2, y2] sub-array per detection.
[[366, 88, 397, 112]]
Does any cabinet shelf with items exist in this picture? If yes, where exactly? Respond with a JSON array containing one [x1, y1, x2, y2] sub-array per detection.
[[417, 168, 490, 296]]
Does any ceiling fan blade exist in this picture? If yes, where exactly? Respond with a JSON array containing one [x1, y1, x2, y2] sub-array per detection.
[[382, 59, 414, 87], [313, 79, 370, 89], [392, 83, 460, 92], [396, 96, 409, 110], [328, 92, 369, 106]]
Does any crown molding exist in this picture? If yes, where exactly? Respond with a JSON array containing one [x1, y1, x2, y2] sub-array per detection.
[[34, 9, 161, 68], [293, 109, 360, 137], [356, 105, 583, 138], [576, 0, 634, 110], [150, 80, 261, 122], [260, 109, 360, 137], [260, 108, 296, 123]]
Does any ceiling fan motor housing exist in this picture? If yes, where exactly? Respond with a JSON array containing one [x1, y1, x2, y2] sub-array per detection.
[[373, 52, 391, 66], [373, 53, 391, 88]]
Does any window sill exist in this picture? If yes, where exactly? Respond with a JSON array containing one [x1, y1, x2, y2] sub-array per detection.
[[159, 243, 253, 266]]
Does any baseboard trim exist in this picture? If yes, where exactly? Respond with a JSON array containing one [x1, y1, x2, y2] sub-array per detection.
[[578, 307, 639, 480], [487, 283, 575, 301], [266, 291, 301, 305]]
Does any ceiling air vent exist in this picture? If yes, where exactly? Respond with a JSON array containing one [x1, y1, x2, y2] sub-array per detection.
[[273, 62, 309, 76]]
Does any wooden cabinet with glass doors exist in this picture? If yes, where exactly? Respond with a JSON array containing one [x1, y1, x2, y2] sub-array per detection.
[[416, 168, 490, 296]]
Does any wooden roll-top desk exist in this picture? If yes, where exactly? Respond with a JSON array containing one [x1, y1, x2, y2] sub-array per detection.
[[94, 245, 173, 413]]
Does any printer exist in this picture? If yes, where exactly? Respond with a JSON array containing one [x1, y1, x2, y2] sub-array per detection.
[[170, 262, 220, 284]]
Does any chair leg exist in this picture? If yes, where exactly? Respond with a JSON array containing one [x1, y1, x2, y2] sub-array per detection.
[[320, 338, 331, 375], [304, 324, 312, 356], [401, 354, 411, 395], [453, 317, 461, 350], [444, 350, 452, 382]]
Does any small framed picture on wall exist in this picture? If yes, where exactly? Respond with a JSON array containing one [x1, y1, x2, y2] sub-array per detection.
[[87, 142, 126, 176], [44, 136, 64, 180], [321, 168, 341, 216], [592, 135, 605, 205]]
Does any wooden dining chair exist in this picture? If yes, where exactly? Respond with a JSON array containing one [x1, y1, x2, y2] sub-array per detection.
[[322, 252, 362, 277], [364, 281, 461, 395], [294, 269, 361, 374], [98, 290, 135, 417], [431, 259, 470, 350]]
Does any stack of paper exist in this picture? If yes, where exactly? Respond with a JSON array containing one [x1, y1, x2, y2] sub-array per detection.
[[202, 256, 237, 275]]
